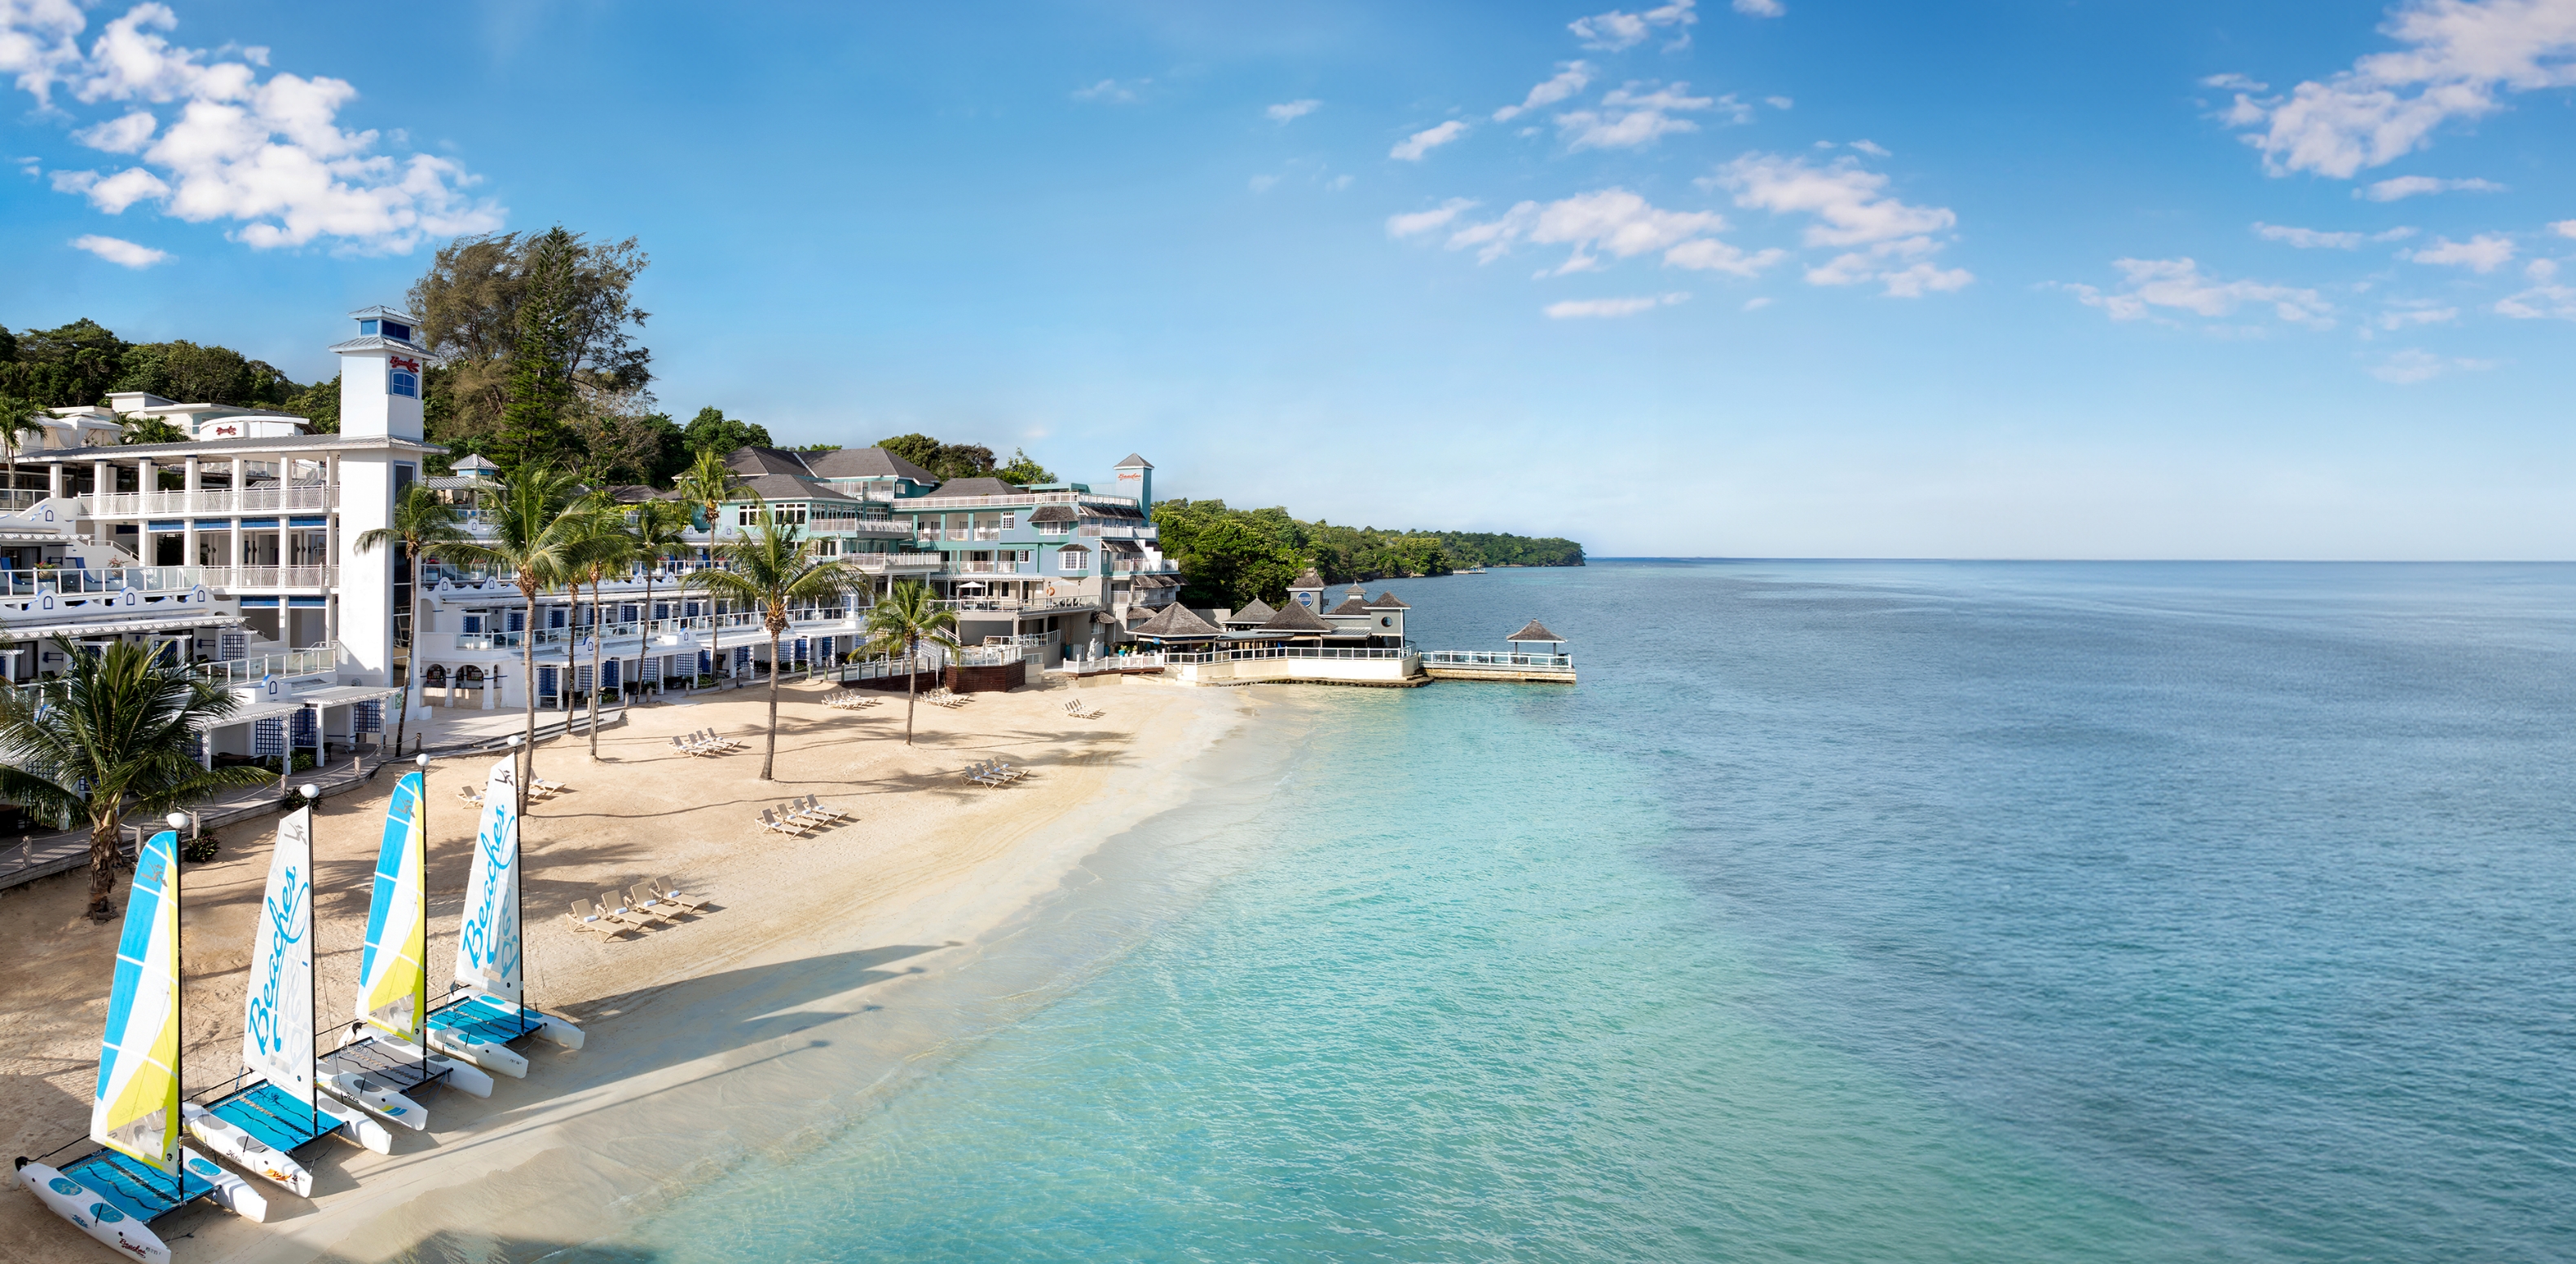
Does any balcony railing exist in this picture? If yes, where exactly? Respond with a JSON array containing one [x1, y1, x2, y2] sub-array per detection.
[[1078, 524, 1158, 540], [194, 644, 337, 686], [0, 565, 203, 598], [447, 607, 865, 654], [937, 595, 1092, 613], [906, 490, 1140, 510], [1422, 651, 1573, 669], [844, 552, 945, 572], [1165, 645, 1418, 664], [204, 565, 337, 590], [82, 484, 337, 518]]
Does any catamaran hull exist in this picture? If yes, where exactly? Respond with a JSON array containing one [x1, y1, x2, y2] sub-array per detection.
[[533, 1010, 584, 1050], [179, 1103, 311, 1197], [368, 1037, 497, 1097], [17, 1159, 172, 1264], [179, 1147, 270, 1222], [425, 1028, 529, 1078], [320, 1074, 427, 1131]]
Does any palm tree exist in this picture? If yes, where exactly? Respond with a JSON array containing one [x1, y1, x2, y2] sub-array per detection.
[[0, 638, 274, 920], [1, 397, 46, 507], [673, 448, 739, 537], [352, 484, 476, 762], [687, 508, 853, 780], [860, 579, 961, 746], [626, 497, 696, 693], [450, 467, 600, 816], [566, 498, 638, 758]]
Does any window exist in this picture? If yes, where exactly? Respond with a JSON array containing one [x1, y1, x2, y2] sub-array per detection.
[[1039, 519, 1070, 537], [382, 320, 412, 342], [1057, 546, 1089, 573], [1018, 550, 1034, 565], [1002, 513, 1017, 530], [389, 369, 419, 398], [359, 319, 377, 336]]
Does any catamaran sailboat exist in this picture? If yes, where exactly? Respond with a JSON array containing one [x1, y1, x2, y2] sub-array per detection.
[[424, 756, 584, 1062], [319, 768, 492, 1131], [15, 828, 269, 1263]]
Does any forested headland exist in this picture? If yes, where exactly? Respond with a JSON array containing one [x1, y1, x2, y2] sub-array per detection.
[[1153, 499, 1584, 608]]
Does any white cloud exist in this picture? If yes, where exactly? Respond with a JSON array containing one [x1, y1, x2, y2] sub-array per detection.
[[2355, 174, 2506, 201], [1390, 119, 1467, 161], [2201, 73, 2270, 92], [1714, 152, 1956, 245], [2495, 282, 2576, 317], [2061, 257, 2334, 327], [1386, 197, 1478, 237], [1545, 292, 1689, 318], [7, 2, 501, 253], [73, 108, 154, 152], [1734, 0, 1785, 15], [1073, 77, 1145, 103], [71, 232, 165, 267], [2407, 232, 2516, 271], [1248, 174, 1278, 192], [1665, 236, 1788, 276], [2216, 0, 2576, 179], [2530, 257, 2559, 279], [1742, 295, 1772, 310], [2371, 347, 2500, 382], [1449, 187, 1727, 272], [1850, 139, 1891, 157], [1568, 0, 1696, 51], [1878, 262, 1974, 297], [1266, 99, 1321, 122], [1495, 63, 1593, 122], [1555, 81, 1740, 150], [2553, 219, 2576, 237], [1764, 95, 1793, 108], [2375, 301, 2460, 329], [2254, 221, 2364, 248]]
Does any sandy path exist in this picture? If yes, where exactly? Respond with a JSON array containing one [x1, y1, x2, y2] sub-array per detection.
[[0, 670, 1246, 1263]]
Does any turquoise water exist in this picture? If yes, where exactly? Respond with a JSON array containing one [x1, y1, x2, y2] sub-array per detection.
[[608, 563, 2576, 1262]]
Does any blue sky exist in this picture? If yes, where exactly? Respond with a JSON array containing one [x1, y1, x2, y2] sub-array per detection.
[[3, 0, 2572, 559]]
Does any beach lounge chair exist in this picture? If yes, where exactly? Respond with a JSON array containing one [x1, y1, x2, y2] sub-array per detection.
[[457, 785, 483, 806], [648, 877, 708, 913], [598, 892, 663, 929], [669, 735, 707, 757], [533, 776, 571, 794], [799, 794, 851, 823], [758, 808, 809, 838], [564, 902, 612, 937], [630, 883, 690, 919], [779, 800, 829, 829]]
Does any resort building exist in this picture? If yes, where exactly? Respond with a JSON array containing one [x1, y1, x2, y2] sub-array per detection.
[[2, 305, 1189, 754]]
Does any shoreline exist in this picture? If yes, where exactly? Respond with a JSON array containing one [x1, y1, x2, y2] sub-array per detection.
[[0, 673, 1279, 1264]]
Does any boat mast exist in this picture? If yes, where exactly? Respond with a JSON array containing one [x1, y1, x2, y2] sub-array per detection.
[[415, 754, 430, 1084]]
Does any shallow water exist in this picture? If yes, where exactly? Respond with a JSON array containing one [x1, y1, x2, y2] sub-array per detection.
[[599, 562, 2576, 1262]]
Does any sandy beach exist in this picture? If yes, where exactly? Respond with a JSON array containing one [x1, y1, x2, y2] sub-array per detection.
[[0, 670, 1254, 1263]]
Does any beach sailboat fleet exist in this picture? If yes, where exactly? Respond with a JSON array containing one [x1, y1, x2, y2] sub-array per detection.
[[14, 757, 585, 1262]]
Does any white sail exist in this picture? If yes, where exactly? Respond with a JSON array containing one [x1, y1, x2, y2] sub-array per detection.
[[355, 771, 428, 1039], [241, 807, 315, 1109], [93, 829, 182, 1173], [452, 755, 522, 1002]]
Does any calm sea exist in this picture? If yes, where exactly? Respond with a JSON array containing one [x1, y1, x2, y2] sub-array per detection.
[[607, 561, 2576, 1262]]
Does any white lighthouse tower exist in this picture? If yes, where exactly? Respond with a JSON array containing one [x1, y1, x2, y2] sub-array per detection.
[[329, 307, 433, 690]]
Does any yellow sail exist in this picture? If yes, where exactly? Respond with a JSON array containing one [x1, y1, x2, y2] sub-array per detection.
[[92, 830, 183, 1173], [357, 772, 429, 1038]]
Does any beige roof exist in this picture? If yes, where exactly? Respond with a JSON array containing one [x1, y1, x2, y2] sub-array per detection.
[[1507, 619, 1565, 643], [1259, 600, 1334, 633], [1130, 603, 1223, 639]]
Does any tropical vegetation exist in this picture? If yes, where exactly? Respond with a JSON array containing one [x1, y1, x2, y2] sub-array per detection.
[[860, 580, 961, 747], [352, 485, 478, 761], [0, 639, 275, 920], [688, 507, 855, 779], [1152, 499, 1584, 608]]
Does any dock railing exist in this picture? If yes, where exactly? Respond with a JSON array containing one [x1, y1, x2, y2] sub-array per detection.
[[1421, 651, 1573, 670]]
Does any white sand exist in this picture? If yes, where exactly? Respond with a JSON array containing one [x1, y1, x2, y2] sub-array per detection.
[[0, 672, 1253, 1263]]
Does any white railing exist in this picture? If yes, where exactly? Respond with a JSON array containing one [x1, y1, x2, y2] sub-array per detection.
[[0, 565, 203, 597], [938, 595, 1091, 612], [81, 484, 337, 518], [1078, 524, 1157, 540], [1165, 645, 1416, 664], [195, 644, 337, 686], [448, 607, 862, 654], [1423, 651, 1573, 669], [205, 566, 337, 590], [946, 559, 1023, 575], [844, 552, 944, 572], [908, 490, 1140, 510], [0, 489, 43, 510]]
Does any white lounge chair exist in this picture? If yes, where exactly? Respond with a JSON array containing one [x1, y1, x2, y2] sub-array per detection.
[[799, 794, 851, 823], [758, 808, 809, 838], [564, 901, 614, 937], [594, 895, 657, 931], [648, 876, 708, 913]]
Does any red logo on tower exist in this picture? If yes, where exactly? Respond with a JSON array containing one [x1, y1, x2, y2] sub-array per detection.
[[389, 355, 421, 373]]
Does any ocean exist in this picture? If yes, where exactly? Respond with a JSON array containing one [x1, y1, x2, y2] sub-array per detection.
[[603, 561, 2576, 1262]]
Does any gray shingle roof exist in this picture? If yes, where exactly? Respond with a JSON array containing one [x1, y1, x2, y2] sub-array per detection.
[[924, 476, 1017, 499], [727, 446, 816, 478], [1114, 453, 1153, 469], [1326, 595, 1373, 617], [1224, 599, 1277, 625], [1507, 619, 1565, 643], [1131, 602, 1223, 639], [734, 472, 860, 503], [1260, 600, 1334, 633], [1290, 567, 1325, 590], [801, 445, 938, 483], [1367, 592, 1409, 609], [1028, 504, 1079, 524]]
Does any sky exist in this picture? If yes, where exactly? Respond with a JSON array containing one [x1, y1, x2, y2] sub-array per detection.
[[2, 0, 2573, 559]]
